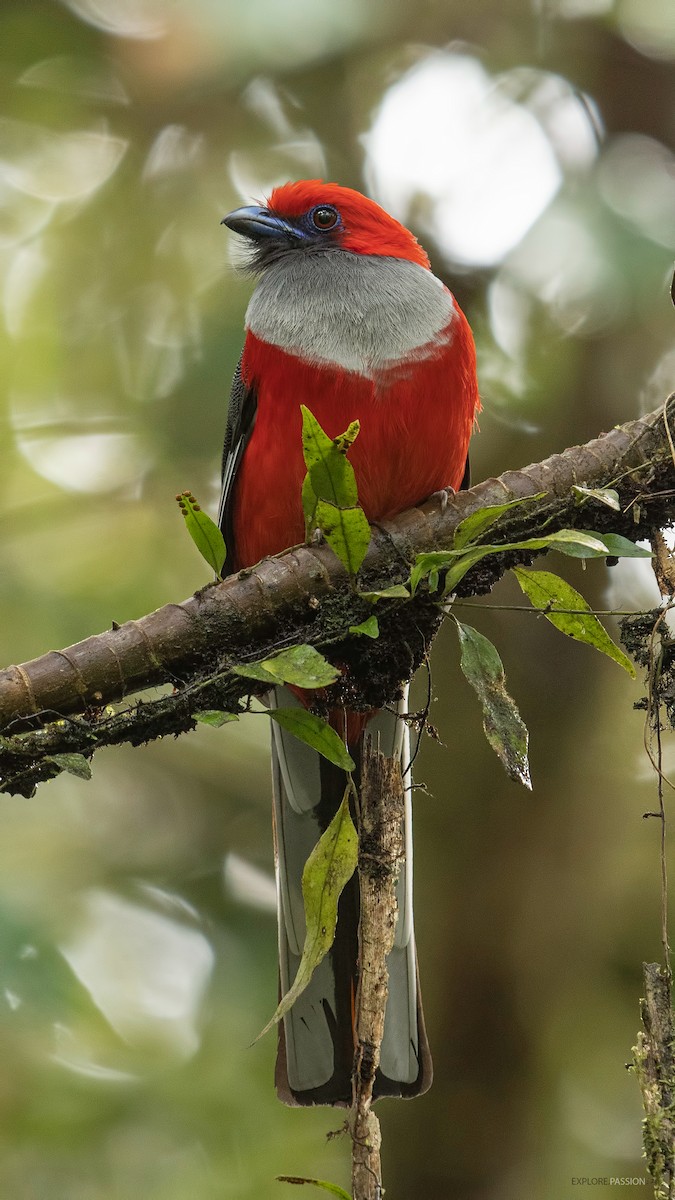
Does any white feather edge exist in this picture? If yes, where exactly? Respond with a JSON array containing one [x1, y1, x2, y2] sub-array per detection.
[[270, 684, 420, 1090]]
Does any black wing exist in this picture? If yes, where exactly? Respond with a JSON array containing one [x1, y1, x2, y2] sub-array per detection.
[[459, 454, 471, 492], [217, 352, 258, 573]]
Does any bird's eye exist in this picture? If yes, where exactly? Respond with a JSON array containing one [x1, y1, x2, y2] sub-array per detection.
[[311, 206, 339, 230]]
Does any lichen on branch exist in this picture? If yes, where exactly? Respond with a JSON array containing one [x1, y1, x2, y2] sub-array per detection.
[[1, 395, 674, 795]]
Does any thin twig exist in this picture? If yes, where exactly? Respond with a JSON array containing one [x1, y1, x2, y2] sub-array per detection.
[[644, 599, 675, 968], [452, 602, 652, 616]]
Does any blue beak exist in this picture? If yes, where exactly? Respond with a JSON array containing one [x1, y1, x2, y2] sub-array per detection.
[[221, 205, 298, 242]]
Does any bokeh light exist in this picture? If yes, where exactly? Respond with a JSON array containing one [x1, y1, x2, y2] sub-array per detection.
[[364, 51, 564, 267], [1, 0, 674, 1197]]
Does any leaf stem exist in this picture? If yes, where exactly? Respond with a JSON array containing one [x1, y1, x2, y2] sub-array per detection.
[[452, 602, 652, 617]]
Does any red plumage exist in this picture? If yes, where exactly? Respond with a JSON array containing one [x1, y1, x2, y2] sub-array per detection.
[[232, 313, 477, 570], [220, 180, 480, 1107], [267, 180, 432, 267]]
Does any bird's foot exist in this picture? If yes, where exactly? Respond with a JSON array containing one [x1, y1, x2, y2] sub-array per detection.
[[429, 486, 455, 514]]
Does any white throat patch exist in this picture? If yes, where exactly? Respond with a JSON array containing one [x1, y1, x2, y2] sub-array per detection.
[[245, 251, 455, 376]]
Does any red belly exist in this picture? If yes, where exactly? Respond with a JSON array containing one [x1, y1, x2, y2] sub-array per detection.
[[231, 320, 478, 571]]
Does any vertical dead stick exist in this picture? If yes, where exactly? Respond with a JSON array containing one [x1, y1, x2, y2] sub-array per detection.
[[351, 735, 406, 1200], [633, 963, 675, 1198]]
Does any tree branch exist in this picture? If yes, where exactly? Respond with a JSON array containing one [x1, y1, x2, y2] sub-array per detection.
[[1, 395, 674, 795], [350, 737, 405, 1199], [633, 962, 675, 1198]]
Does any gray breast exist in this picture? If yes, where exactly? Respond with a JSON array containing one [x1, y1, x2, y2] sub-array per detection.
[[245, 251, 455, 375]]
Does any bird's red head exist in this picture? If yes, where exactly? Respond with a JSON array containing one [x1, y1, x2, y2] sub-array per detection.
[[268, 181, 430, 267], [222, 180, 430, 270]]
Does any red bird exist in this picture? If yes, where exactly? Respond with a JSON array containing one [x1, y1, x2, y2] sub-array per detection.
[[219, 180, 479, 1106]]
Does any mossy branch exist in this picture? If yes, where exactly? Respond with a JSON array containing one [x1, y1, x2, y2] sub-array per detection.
[[1, 394, 675, 795], [633, 963, 675, 1198]]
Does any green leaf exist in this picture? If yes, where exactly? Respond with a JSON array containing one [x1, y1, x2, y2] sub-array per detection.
[[359, 584, 411, 602], [348, 615, 379, 639], [269, 708, 355, 771], [301, 406, 359, 510], [256, 794, 358, 1041], [572, 485, 621, 511], [233, 645, 340, 689], [314, 498, 371, 577], [243, 645, 340, 688], [300, 408, 370, 576], [454, 621, 531, 788], [512, 567, 636, 676], [440, 534, 580, 595], [410, 552, 455, 596], [453, 493, 547, 550], [525, 529, 648, 560], [442, 545, 494, 593], [263, 645, 340, 688], [530, 529, 612, 557], [277, 1178, 352, 1199], [333, 420, 360, 455], [45, 753, 92, 780], [579, 531, 651, 558], [231, 662, 279, 684], [194, 710, 239, 727], [301, 471, 318, 534], [440, 528, 647, 594], [176, 491, 226, 579]]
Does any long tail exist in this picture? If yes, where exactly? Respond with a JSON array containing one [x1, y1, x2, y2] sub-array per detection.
[[270, 685, 433, 1107]]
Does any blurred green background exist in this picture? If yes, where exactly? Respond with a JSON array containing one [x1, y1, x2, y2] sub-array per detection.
[[1, 0, 674, 1196]]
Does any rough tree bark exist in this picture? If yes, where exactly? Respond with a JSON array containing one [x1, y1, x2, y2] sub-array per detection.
[[634, 964, 675, 1199], [350, 738, 406, 1199], [1, 395, 674, 796]]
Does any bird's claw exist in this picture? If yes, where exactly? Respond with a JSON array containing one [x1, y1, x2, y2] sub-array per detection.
[[429, 486, 455, 514]]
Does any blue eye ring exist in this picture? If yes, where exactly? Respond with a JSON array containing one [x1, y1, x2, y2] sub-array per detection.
[[310, 205, 339, 230]]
